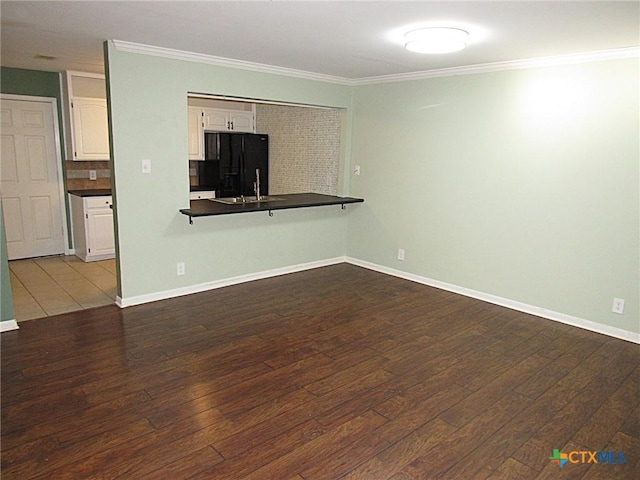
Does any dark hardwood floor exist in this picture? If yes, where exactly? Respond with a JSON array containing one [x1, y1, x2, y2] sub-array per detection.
[[2, 264, 639, 479]]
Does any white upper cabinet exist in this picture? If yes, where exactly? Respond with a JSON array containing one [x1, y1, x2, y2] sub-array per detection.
[[188, 106, 205, 160], [203, 108, 254, 133], [188, 100, 256, 160], [71, 98, 109, 160], [64, 71, 110, 161], [203, 108, 230, 132], [228, 111, 255, 132]]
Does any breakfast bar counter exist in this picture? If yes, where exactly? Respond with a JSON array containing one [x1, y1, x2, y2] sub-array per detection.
[[68, 189, 112, 197], [180, 193, 363, 223]]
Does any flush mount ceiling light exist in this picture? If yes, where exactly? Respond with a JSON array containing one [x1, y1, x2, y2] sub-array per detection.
[[404, 27, 469, 54]]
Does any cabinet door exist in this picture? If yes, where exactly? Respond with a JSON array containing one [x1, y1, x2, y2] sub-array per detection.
[[71, 98, 110, 160], [229, 111, 255, 133], [203, 109, 229, 131], [188, 107, 204, 160], [86, 208, 115, 257]]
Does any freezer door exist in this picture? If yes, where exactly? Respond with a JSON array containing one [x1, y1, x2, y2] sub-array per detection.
[[241, 134, 269, 196], [217, 133, 242, 197], [197, 133, 220, 189]]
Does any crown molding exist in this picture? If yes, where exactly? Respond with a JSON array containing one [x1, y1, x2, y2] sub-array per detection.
[[111, 40, 351, 85], [112, 40, 639, 87], [353, 47, 640, 85]]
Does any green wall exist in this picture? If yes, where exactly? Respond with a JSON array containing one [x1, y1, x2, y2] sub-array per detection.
[[1, 67, 61, 97], [105, 43, 355, 301], [348, 59, 639, 336], [1, 208, 15, 322], [105, 41, 638, 339]]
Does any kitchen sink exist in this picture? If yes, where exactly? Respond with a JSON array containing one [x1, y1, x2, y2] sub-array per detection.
[[209, 195, 284, 205]]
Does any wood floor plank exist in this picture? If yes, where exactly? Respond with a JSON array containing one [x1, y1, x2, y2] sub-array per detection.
[[329, 417, 457, 480], [438, 353, 552, 428], [186, 420, 329, 479], [395, 391, 533, 478], [485, 457, 539, 480], [2, 264, 638, 479], [136, 445, 224, 480], [581, 432, 640, 480], [572, 365, 640, 451], [240, 410, 388, 480], [512, 351, 640, 473], [437, 382, 580, 478], [620, 404, 640, 440], [2, 389, 152, 451]]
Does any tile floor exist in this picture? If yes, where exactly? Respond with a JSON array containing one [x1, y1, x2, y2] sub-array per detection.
[[8, 255, 117, 322]]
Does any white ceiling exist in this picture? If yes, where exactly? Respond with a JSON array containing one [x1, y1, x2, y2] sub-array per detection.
[[1, 1, 639, 81]]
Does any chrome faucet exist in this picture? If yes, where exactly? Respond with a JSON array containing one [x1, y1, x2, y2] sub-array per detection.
[[254, 168, 261, 200]]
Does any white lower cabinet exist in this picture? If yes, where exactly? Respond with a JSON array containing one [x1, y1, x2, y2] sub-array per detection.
[[70, 194, 115, 262]]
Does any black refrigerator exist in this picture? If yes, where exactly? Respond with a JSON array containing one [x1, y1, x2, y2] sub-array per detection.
[[197, 132, 269, 197]]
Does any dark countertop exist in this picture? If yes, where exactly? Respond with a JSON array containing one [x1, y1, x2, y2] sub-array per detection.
[[68, 189, 112, 197], [180, 193, 364, 221]]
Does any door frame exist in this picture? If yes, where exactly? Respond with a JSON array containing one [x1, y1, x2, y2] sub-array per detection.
[[1, 93, 71, 256]]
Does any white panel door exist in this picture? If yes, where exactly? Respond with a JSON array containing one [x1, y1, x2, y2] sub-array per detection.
[[1, 98, 65, 259]]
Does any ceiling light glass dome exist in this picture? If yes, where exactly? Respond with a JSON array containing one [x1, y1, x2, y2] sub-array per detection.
[[404, 27, 469, 54]]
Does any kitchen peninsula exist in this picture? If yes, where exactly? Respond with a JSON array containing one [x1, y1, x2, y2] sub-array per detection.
[[180, 193, 363, 223]]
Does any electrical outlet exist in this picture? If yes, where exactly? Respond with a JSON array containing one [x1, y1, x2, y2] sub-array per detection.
[[397, 248, 405, 261], [612, 297, 625, 314], [89, 170, 97, 180], [177, 262, 185, 276]]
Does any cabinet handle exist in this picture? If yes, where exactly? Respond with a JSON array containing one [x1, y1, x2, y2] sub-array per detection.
[[230, 121, 234, 130]]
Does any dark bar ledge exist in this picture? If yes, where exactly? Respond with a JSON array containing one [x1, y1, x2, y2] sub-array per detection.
[[180, 193, 364, 224]]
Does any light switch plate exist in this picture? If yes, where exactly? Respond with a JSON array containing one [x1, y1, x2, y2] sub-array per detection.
[[89, 170, 97, 180], [142, 159, 151, 174]]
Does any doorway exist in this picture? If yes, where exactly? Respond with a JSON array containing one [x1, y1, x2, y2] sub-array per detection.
[[1, 95, 67, 259], [1, 94, 116, 321]]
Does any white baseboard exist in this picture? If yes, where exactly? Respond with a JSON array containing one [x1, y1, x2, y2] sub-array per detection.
[[346, 258, 639, 344], [114, 255, 638, 344], [0, 320, 19, 332], [117, 256, 347, 308]]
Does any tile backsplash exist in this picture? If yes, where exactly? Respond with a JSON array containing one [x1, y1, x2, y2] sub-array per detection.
[[256, 104, 342, 195], [65, 161, 111, 190]]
